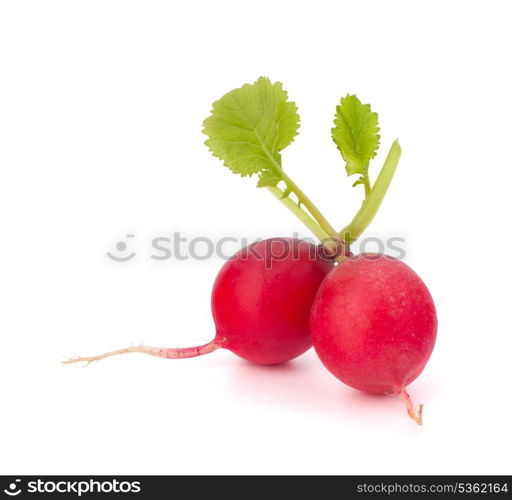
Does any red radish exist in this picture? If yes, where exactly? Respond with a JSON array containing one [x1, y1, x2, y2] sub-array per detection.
[[310, 253, 437, 424], [65, 238, 333, 366]]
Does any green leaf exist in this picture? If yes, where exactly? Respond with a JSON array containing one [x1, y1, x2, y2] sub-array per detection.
[[332, 94, 380, 179], [202, 76, 300, 187]]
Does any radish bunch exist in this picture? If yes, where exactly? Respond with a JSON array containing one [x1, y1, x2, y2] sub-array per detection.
[[66, 78, 437, 425]]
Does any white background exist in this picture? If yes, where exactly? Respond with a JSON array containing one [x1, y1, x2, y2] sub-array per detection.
[[1, 0, 511, 475]]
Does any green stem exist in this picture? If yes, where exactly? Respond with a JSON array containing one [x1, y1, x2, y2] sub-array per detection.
[[363, 177, 371, 198], [254, 131, 341, 244], [266, 186, 330, 241], [281, 172, 339, 240], [340, 140, 401, 243]]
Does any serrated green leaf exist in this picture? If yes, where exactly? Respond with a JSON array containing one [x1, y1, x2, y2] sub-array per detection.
[[332, 94, 380, 179], [202, 77, 300, 185]]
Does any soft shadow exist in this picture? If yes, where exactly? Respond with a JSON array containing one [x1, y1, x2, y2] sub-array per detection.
[[228, 351, 434, 426], [227, 351, 348, 417]]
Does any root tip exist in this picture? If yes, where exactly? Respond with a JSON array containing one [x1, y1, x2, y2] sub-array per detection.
[[398, 388, 424, 426], [417, 403, 424, 425]]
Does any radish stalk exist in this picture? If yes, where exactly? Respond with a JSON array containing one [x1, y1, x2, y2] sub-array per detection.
[[339, 140, 401, 243]]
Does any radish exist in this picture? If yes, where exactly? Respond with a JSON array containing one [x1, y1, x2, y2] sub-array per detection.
[[64, 238, 333, 366], [66, 78, 343, 367], [311, 255, 437, 424], [301, 92, 437, 424]]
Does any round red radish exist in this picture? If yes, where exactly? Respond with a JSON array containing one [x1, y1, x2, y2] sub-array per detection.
[[211, 237, 333, 364], [310, 254, 437, 422], [65, 238, 333, 366]]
